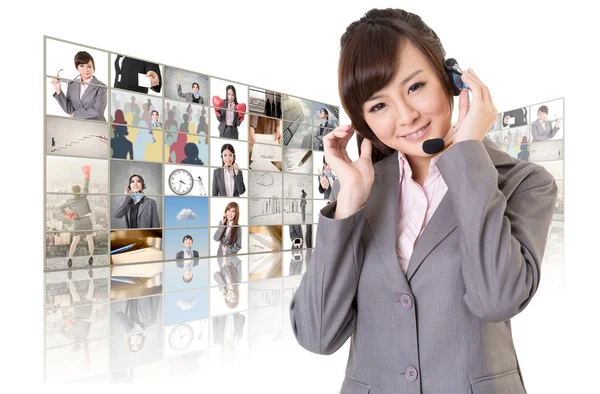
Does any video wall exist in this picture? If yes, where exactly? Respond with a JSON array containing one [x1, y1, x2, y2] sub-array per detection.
[[43, 36, 339, 381], [486, 98, 565, 276]]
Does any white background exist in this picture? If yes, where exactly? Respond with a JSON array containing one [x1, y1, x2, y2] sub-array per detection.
[[3, 0, 598, 393]]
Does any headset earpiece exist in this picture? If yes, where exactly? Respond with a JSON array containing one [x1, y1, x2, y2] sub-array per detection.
[[444, 58, 468, 97]]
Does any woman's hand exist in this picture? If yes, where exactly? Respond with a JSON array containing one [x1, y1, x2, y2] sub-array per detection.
[[124, 186, 132, 196], [50, 78, 62, 94], [449, 69, 498, 146], [323, 125, 374, 219], [233, 162, 239, 175]]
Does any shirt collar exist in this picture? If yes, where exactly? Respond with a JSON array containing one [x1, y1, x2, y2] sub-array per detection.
[[397, 150, 442, 180]]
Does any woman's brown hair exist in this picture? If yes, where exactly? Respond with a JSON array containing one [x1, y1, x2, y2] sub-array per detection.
[[221, 202, 240, 243], [338, 8, 454, 164]]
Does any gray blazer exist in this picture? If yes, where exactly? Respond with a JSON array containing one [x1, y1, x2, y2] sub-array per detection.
[[177, 83, 205, 104], [53, 76, 107, 121], [213, 222, 242, 256], [59, 177, 91, 217], [212, 167, 246, 196], [531, 119, 560, 141], [114, 196, 160, 229], [290, 138, 557, 393]]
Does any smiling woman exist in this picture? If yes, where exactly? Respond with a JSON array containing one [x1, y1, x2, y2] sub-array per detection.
[[290, 7, 558, 394], [50, 51, 107, 121]]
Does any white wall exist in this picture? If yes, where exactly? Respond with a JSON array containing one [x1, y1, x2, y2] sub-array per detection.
[[2, 0, 599, 392]]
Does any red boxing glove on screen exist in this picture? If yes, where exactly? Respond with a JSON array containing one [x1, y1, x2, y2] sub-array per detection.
[[235, 103, 246, 123], [82, 165, 91, 178], [212, 96, 224, 117], [64, 212, 76, 220]]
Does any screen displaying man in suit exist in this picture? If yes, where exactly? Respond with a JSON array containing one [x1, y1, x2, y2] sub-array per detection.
[[289, 223, 312, 249], [176, 235, 200, 283], [113, 55, 161, 94], [531, 105, 561, 141], [50, 51, 107, 121], [212, 144, 246, 196]]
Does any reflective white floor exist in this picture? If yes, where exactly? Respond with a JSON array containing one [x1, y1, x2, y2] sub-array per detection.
[[44, 249, 566, 392]]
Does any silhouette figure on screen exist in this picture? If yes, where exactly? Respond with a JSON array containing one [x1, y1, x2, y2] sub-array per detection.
[[169, 133, 188, 163], [180, 113, 190, 134], [300, 189, 307, 224], [112, 125, 133, 160], [165, 110, 177, 132], [181, 143, 204, 165]]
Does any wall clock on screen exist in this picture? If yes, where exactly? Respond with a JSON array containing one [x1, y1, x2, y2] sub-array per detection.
[[169, 168, 194, 195], [169, 323, 194, 350]]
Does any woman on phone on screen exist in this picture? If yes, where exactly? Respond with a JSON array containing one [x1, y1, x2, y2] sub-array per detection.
[[113, 174, 160, 229], [213, 202, 242, 257], [289, 8, 557, 393]]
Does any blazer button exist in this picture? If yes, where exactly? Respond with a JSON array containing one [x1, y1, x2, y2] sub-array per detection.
[[406, 366, 418, 382], [399, 294, 413, 308]]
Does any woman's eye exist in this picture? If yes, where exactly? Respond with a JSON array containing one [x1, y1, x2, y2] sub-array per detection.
[[409, 82, 425, 94], [369, 103, 386, 112]]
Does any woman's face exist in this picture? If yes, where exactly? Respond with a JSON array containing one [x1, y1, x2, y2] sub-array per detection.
[[129, 176, 143, 192], [225, 289, 236, 303], [537, 111, 547, 122], [227, 88, 235, 102], [183, 238, 193, 248], [222, 149, 234, 166], [77, 60, 94, 80], [226, 207, 236, 221], [362, 40, 452, 159], [192, 84, 199, 93]]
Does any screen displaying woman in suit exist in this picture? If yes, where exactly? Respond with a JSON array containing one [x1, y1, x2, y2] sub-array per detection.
[[50, 51, 107, 121], [212, 85, 246, 139], [213, 255, 242, 310], [289, 8, 557, 394], [113, 174, 160, 229], [213, 202, 242, 257], [59, 165, 95, 268], [212, 144, 246, 196]]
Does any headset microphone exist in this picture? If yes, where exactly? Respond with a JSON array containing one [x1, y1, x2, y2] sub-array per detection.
[[422, 125, 461, 154]]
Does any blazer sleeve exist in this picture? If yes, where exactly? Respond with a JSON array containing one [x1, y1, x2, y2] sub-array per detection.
[[289, 226, 301, 242], [549, 122, 560, 139], [234, 170, 246, 196], [213, 221, 226, 241], [150, 198, 160, 228], [114, 196, 132, 219], [436, 140, 558, 322], [289, 179, 368, 355], [53, 83, 75, 115], [74, 85, 107, 119], [212, 169, 220, 196]]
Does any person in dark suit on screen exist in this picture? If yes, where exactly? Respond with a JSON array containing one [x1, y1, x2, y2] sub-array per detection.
[[176, 235, 200, 283], [113, 55, 161, 94]]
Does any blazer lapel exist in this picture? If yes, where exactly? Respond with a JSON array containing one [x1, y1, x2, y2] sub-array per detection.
[[405, 137, 514, 280], [137, 197, 149, 219], [80, 77, 99, 102], [365, 151, 409, 288]]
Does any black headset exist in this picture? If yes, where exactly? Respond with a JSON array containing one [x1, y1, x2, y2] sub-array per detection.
[[444, 58, 469, 96]]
